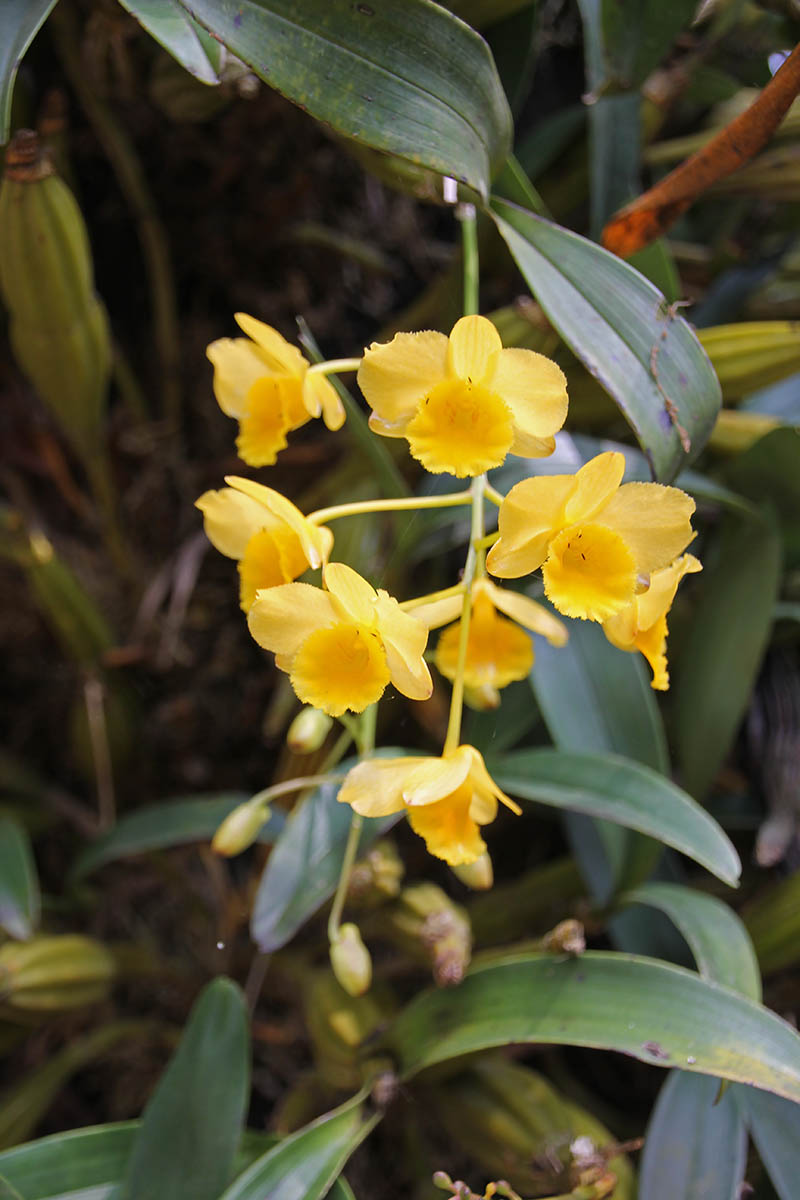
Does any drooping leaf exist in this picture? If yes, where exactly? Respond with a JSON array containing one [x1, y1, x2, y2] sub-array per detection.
[[673, 510, 782, 800], [117, 0, 223, 82], [735, 1086, 800, 1200], [175, 0, 512, 200], [493, 749, 740, 886], [0, 0, 58, 143], [220, 1092, 379, 1200], [639, 1070, 748, 1200], [123, 978, 249, 1200], [251, 755, 407, 953], [0, 816, 40, 940], [490, 196, 722, 481], [0, 1124, 277, 1200], [386, 952, 800, 1102], [71, 794, 284, 880], [620, 881, 761, 1000]]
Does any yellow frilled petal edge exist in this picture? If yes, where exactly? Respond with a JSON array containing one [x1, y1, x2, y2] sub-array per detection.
[[597, 482, 696, 575], [358, 329, 449, 427], [247, 582, 338, 656], [543, 522, 637, 622]]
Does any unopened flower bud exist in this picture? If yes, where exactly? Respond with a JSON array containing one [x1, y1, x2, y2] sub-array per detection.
[[541, 918, 585, 956], [211, 800, 270, 856], [348, 840, 405, 907], [287, 706, 333, 754], [464, 683, 501, 711], [0, 935, 115, 1011], [390, 883, 472, 986], [451, 852, 493, 891], [329, 923, 372, 997]]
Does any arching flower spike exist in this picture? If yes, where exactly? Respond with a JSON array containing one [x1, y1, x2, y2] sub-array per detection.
[[196, 476, 333, 611], [207, 313, 344, 466], [338, 745, 520, 866], [357, 315, 568, 477], [247, 562, 431, 716]]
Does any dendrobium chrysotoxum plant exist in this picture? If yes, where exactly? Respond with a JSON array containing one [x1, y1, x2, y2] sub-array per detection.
[[199, 210, 700, 992]]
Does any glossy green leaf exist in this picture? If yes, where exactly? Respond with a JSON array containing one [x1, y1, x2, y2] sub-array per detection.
[[0, 816, 40, 939], [743, 871, 800, 974], [123, 978, 249, 1200], [493, 749, 740, 886], [117, 1, 223, 82], [71, 794, 284, 880], [639, 1070, 747, 1200], [0, 1124, 277, 1200], [175, 0, 512, 200], [673, 510, 782, 800], [530, 615, 668, 772], [220, 1092, 379, 1200], [735, 1086, 800, 1200], [0, 1177, 23, 1200], [586, 92, 640, 238], [490, 197, 722, 481], [251, 756, 406, 953], [0, 0, 58, 143], [723, 427, 800, 568], [620, 882, 761, 1000], [386, 952, 800, 1102]]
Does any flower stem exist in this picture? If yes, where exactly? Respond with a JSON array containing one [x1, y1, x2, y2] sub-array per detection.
[[443, 474, 486, 754], [485, 482, 506, 507], [401, 582, 465, 611], [327, 705, 376, 943], [309, 491, 472, 525], [307, 358, 362, 376], [458, 202, 480, 316]]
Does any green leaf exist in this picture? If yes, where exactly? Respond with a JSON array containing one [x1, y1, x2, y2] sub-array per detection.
[[220, 1092, 379, 1200], [489, 197, 722, 481], [386, 952, 800, 1102], [123, 978, 249, 1200], [530, 615, 668, 772], [735, 1086, 800, 1200], [620, 882, 761, 1000], [743, 871, 800, 974], [0, 0, 58, 144], [251, 756, 406, 953], [493, 749, 741, 886], [639, 1070, 747, 1200], [175, 0, 512, 201], [586, 92, 640, 238], [0, 1124, 276, 1200], [0, 1177, 24, 1200], [71, 794, 284, 880], [673, 510, 782, 800], [117, 1, 223, 82], [0, 816, 40, 939], [579, 0, 699, 92], [723, 427, 800, 568]]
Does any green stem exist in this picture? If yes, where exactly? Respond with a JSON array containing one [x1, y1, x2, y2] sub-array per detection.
[[309, 491, 472, 525], [307, 357, 362, 376], [458, 203, 480, 316], [297, 317, 408, 499], [402, 582, 465, 611], [51, 3, 181, 425], [485, 481, 506, 507], [443, 474, 485, 754], [327, 705, 376, 943]]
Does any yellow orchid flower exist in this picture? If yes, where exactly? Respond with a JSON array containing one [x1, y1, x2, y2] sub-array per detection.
[[207, 313, 345, 466], [338, 745, 521, 866], [357, 314, 568, 478], [603, 554, 702, 689], [410, 578, 568, 709], [247, 562, 432, 716], [487, 451, 696, 623], [195, 476, 334, 611]]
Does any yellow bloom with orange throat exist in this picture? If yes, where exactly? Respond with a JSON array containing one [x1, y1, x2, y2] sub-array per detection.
[[357, 314, 568, 477], [487, 451, 696, 623], [338, 745, 520, 866], [411, 578, 568, 709], [603, 554, 702, 689], [207, 313, 345, 466], [196, 476, 333, 611], [247, 562, 431, 716]]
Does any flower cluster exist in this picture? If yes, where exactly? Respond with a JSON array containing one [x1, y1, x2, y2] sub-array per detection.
[[200, 311, 700, 871]]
